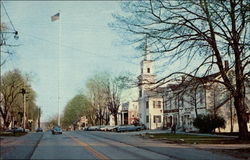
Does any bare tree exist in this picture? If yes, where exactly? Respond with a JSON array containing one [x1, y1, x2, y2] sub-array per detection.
[[111, 0, 250, 139], [86, 73, 110, 125], [0, 23, 19, 66], [104, 74, 131, 125]]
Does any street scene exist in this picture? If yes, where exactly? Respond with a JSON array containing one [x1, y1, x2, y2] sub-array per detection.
[[1, 130, 248, 160], [1, 1, 250, 160]]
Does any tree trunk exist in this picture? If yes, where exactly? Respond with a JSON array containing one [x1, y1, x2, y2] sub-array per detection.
[[230, 96, 233, 133], [2, 114, 9, 129], [114, 114, 118, 125], [4, 118, 10, 129], [234, 95, 249, 140], [194, 90, 198, 117]]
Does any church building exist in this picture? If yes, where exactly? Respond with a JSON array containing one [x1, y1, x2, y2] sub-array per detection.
[[137, 41, 163, 129]]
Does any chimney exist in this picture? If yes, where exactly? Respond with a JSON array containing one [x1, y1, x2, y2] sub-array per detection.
[[224, 60, 229, 71]]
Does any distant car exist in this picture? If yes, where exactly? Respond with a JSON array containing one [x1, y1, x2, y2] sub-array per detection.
[[51, 126, 62, 134], [99, 125, 109, 131], [6, 127, 17, 132], [116, 125, 129, 132], [86, 126, 101, 131], [106, 125, 119, 132], [36, 128, 43, 132], [7, 127, 25, 133], [116, 125, 144, 132]]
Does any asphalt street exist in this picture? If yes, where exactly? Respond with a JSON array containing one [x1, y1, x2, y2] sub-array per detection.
[[1, 131, 240, 160]]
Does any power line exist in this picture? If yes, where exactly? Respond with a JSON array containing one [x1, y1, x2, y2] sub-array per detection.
[[1, 1, 16, 32], [19, 31, 111, 58]]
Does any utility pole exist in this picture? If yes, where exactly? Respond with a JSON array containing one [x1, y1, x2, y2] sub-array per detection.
[[38, 107, 41, 128], [20, 88, 26, 129]]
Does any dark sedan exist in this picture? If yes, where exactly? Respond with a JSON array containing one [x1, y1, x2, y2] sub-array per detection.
[[36, 128, 43, 132], [51, 126, 62, 134]]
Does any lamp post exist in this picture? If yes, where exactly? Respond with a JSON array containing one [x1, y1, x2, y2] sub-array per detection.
[[20, 88, 26, 129], [38, 107, 41, 128]]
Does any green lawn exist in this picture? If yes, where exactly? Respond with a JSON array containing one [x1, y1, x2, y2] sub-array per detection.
[[144, 133, 250, 144]]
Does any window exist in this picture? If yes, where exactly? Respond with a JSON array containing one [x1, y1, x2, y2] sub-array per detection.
[[200, 92, 203, 104], [146, 101, 149, 109], [169, 98, 172, 109], [146, 115, 149, 123], [153, 115, 161, 123], [139, 90, 142, 97], [157, 101, 161, 108], [174, 98, 178, 109], [164, 100, 167, 109], [153, 101, 156, 108], [181, 97, 184, 108], [147, 68, 150, 73]]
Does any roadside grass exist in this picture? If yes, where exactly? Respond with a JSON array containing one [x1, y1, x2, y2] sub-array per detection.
[[0, 132, 27, 137], [144, 133, 250, 144], [209, 148, 250, 160]]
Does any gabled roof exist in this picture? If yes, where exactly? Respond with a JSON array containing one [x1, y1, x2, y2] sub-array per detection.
[[164, 72, 222, 92]]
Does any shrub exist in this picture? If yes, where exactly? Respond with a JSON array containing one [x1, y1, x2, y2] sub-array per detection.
[[193, 114, 226, 133]]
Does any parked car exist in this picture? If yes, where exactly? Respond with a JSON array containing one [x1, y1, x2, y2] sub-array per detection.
[[6, 127, 17, 132], [86, 126, 101, 131], [116, 125, 144, 132], [134, 124, 146, 131], [7, 127, 25, 133], [36, 128, 43, 132], [51, 126, 62, 134], [106, 125, 119, 132], [99, 125, 109, 131], [82, 127, 89, 131]]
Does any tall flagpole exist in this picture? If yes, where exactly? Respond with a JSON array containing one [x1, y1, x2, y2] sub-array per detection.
[[58, 10, 61, 127]]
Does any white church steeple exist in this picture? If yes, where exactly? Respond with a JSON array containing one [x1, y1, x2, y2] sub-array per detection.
[[140, 37, 154, 76], [138, 36, 156, 97]]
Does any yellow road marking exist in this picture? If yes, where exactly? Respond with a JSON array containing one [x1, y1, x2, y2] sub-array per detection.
[[65, 133, 109, 160]]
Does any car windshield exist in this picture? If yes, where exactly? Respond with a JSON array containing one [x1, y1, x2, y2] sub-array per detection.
[[54, 127, 61, 131]]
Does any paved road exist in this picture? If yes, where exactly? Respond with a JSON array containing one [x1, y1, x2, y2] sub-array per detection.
[[1, 131, 240, 160], [0, 132, 43, 159], [31, 131, 171, 160]]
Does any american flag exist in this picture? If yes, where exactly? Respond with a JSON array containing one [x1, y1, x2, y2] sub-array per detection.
[[51, 13, 60, 22]]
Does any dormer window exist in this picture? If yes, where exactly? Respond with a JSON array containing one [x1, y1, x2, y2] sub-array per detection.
[[147, 68, 150, 73]]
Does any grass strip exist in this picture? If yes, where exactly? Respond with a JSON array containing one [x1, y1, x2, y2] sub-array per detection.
[[144, 133, 250, 144]]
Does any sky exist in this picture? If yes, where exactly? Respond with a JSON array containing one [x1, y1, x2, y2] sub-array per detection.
[[1, 1, 141, 122]]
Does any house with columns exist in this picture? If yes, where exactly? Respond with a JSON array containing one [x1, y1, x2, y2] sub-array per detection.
[[118, 101, 139, 125]]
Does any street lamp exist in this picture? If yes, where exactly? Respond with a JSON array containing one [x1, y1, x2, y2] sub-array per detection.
[[19, 88, 27, 129]]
